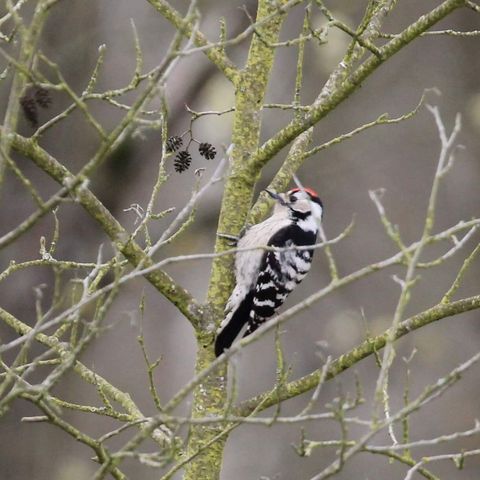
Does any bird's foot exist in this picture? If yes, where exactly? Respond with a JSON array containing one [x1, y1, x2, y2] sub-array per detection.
[[217, 232, 239, 246]]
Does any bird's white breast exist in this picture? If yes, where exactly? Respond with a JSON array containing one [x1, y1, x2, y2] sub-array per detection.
[[223, 213, 290, 317]]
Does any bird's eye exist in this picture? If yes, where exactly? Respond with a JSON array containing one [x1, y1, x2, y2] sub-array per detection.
[[289, 194, 297, 203]]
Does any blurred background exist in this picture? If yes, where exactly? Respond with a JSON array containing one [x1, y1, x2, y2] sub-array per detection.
[[0, 1, 479, 478]]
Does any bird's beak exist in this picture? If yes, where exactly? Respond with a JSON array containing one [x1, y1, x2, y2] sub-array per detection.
[[264, 189, 287, 205]]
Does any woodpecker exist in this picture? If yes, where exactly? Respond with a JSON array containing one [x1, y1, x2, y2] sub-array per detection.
[[215, 187, 324, 357]]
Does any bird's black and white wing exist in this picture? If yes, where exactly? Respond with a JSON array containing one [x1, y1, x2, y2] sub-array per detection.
[[245, 224, 316, 335], [215, 224, 316, 356]]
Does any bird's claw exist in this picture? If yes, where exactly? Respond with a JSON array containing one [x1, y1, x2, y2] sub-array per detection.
[[217, 232, 239, 246]]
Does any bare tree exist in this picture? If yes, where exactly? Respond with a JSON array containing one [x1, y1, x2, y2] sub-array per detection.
[[1, 1, 480, 479]]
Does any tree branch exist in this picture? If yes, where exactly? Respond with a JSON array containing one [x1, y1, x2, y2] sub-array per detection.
[[146, 0, 238, 82], [5, 131, 203, 327], [250, 0, 466, 171], [237, 294, 480, 416], [0, 306, 173, 448]]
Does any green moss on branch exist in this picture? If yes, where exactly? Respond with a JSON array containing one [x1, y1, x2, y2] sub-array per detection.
[[184, 2, 291, 479], [147, 0, 238, 82], [237, 294, 480, 416], [4, 132, 202, 327], [250, 0, 466, 171]]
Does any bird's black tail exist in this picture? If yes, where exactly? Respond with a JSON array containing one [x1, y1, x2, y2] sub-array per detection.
[[215, 290, 254, 357]]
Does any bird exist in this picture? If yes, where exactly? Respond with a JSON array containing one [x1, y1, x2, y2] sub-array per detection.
[[215, 187, 324, 357]]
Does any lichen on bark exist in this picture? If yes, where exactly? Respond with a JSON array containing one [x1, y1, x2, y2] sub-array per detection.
[[183, 2, 291, 478]]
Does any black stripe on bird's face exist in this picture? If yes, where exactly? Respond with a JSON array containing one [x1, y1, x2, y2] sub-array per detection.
[[290, 209, 310, 221]]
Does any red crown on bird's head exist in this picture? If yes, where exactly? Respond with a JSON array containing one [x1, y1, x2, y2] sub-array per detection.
[[288, 187, 319, 199]]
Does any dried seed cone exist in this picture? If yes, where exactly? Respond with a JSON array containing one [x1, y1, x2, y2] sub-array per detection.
[[198, 142, 216, 160], [174, 150, 192, 173], [166, 136, 183, 153]]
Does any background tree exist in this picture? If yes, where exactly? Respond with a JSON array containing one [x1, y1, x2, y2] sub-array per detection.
[[0, 1, 479, 479]]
